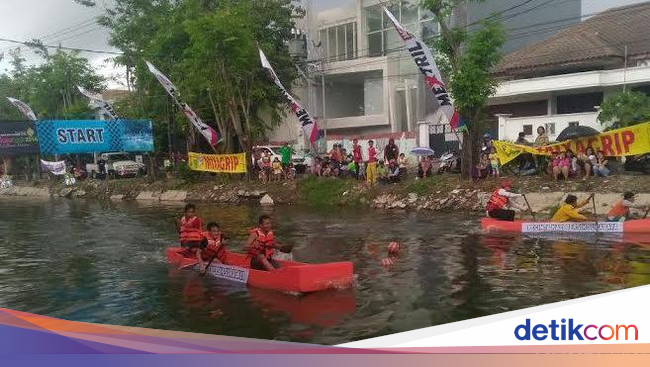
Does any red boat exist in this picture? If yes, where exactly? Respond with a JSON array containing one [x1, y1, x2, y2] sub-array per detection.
[[481, 218, 650, 234], [166, 247, 354, 294]]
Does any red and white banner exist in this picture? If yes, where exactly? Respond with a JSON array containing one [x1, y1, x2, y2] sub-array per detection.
[[259, 48, 320, 143], [77, 86, 119, 120], [145, 61, 220, 146], [6, 97, 37, 121], [382, 7, 464, 131]]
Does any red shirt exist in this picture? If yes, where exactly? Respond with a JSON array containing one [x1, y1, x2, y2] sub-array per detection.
[[368, 147, 377, 163], [352, 145, 362, 163]]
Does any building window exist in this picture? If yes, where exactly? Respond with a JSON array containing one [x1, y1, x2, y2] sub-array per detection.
[[322, 70, 384, 118], [556, 92, 603, 114], [523, 125, 533, 136], [568, 121, 579, 128], [545, 123, 556, 135], [365, 1, 438, 57], [320, 21, 357, 62]]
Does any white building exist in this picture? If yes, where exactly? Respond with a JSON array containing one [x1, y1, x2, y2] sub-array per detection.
[[269, 0, 583, 151], [490, 2, 650, 142]]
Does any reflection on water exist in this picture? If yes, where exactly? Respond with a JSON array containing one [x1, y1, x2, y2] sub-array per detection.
[[1, 198, 650, 344]]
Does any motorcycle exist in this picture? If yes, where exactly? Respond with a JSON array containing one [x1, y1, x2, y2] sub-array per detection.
[[437, 151, 461, 174]]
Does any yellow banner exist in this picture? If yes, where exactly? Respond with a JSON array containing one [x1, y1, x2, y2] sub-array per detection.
[[493, 122, 650, 165], [188, 152, 247, 174]]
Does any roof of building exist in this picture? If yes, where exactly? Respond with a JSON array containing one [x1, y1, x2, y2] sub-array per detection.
[[494, 2, 650, 77]]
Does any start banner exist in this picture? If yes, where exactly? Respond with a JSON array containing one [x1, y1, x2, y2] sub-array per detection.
[[493, 122, 650, 165], [188, 152, 247, 174], [36, 120, 154, 155]]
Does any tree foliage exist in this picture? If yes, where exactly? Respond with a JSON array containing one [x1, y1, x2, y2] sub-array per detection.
[[598, 91, 650, 129], [76, 0, 303, 153], [420, 0, 505, 176], [0, 48, 105, 120]]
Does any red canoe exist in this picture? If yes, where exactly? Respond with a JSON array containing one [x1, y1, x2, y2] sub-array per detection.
[[481, 218, 650, 234], [166, 247, 354, 294]]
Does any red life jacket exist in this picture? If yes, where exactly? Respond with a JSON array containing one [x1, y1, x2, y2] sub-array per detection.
[[179, 216, 204, 242], [486, 189, 509, 212], [201, 232, 226, 262], [246, 228, 276, 259], [607, 200, 629, 218]]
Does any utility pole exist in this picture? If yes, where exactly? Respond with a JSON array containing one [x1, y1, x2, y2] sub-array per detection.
[[321, 61, 327, 146]]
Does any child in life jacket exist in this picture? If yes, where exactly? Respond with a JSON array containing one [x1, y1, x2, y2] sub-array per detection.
[[175, 204, 204, 252], [196, 222, 228, 274], [607, 192, 648, 222]]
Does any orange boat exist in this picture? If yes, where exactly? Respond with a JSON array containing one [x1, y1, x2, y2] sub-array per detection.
[[482, 218, 650, 234], [166, 247, 354, 294]]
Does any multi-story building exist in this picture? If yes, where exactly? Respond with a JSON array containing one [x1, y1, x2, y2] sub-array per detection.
[[268, 0, 582, 151], [491, 2, 650, 142]]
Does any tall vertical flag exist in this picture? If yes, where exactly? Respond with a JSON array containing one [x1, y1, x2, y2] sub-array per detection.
[[6, 97, 37, 121], [145, 61, 221, 146], [382, 7, 465, 131], [259, 48, 320, 143], [77, 86, 120, 120]]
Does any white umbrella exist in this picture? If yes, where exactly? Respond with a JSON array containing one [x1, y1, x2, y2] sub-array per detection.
[[410, 147, 435, 157]]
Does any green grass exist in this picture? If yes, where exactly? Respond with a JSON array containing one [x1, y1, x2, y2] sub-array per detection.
[[398, 176, 443, 196], [296, 176, 358, 207]]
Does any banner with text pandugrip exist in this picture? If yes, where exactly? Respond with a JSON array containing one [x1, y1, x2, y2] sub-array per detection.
[[493, 122, 650, 165], [188, 152, 247, 174], [35, 120, 154, 154]]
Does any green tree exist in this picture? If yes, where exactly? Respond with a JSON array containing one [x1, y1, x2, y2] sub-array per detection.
[[0, 47, 105, 120], [420, 0, 505, 177], [76, 0, 302, 154], [598, 91, 650, 129]]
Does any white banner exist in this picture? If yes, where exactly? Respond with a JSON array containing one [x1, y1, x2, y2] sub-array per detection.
[[6, 97, 37, 121], [145, 61, 220, 146], [77, 86, 119, 120], [40, 159, 67, 176], [382, 7, 464, 131], [205, 263, 249, 284], [522, 222, 624, 233], [259, 48, 320, 143]]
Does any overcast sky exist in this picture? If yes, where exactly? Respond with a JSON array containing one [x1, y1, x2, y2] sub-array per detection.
[[0, 0, 646, 88]]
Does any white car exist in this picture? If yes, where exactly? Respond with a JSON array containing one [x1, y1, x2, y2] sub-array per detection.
[[86, 152, 146, 179], [252, 146, 311, 173]]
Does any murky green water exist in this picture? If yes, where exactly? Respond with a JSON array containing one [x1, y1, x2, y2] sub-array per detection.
[[1, 198, 649, 344]]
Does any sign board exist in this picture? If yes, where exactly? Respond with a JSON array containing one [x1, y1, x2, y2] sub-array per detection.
[[205, 263, 249, 284], [188, 152, 247, 174], [36, 120, 154, 155], [0, 121, 40, 156], [522, 222, 624, 233]]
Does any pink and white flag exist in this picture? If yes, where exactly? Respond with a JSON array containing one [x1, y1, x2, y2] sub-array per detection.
[[145, 61, 220, 146], [6, 97, 37, 121], [382, 7, 465, 131], [259, 48, 320, 143]]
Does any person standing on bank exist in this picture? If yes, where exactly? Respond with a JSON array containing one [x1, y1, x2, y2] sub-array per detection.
[[384, 138, 400, 163], [279, 142, 293, 169], [352, 139, 363, 179], [486, 179, 527, 222], [366, 140, 378, 186]]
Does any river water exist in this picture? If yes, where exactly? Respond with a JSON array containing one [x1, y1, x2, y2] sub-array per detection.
[[1, 198, 649, 344]]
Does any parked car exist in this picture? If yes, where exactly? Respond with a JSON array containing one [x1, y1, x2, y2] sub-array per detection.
[[252, 145, 311, 173], [86, 152, 146, 179]]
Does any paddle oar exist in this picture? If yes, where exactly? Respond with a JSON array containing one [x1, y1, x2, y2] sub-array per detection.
[[522, 194, 536, 221], [644, 206, 650, 219], [200, 255, 218, 276], [592, 194, 599, 232]]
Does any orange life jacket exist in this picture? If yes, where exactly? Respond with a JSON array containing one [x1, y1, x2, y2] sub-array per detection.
[[486, 189, 509, 212], [201, 232, 226, 262], [607, 200, 630, 218], [246, 228, 276, 259], [179, 216, 204, 242]]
